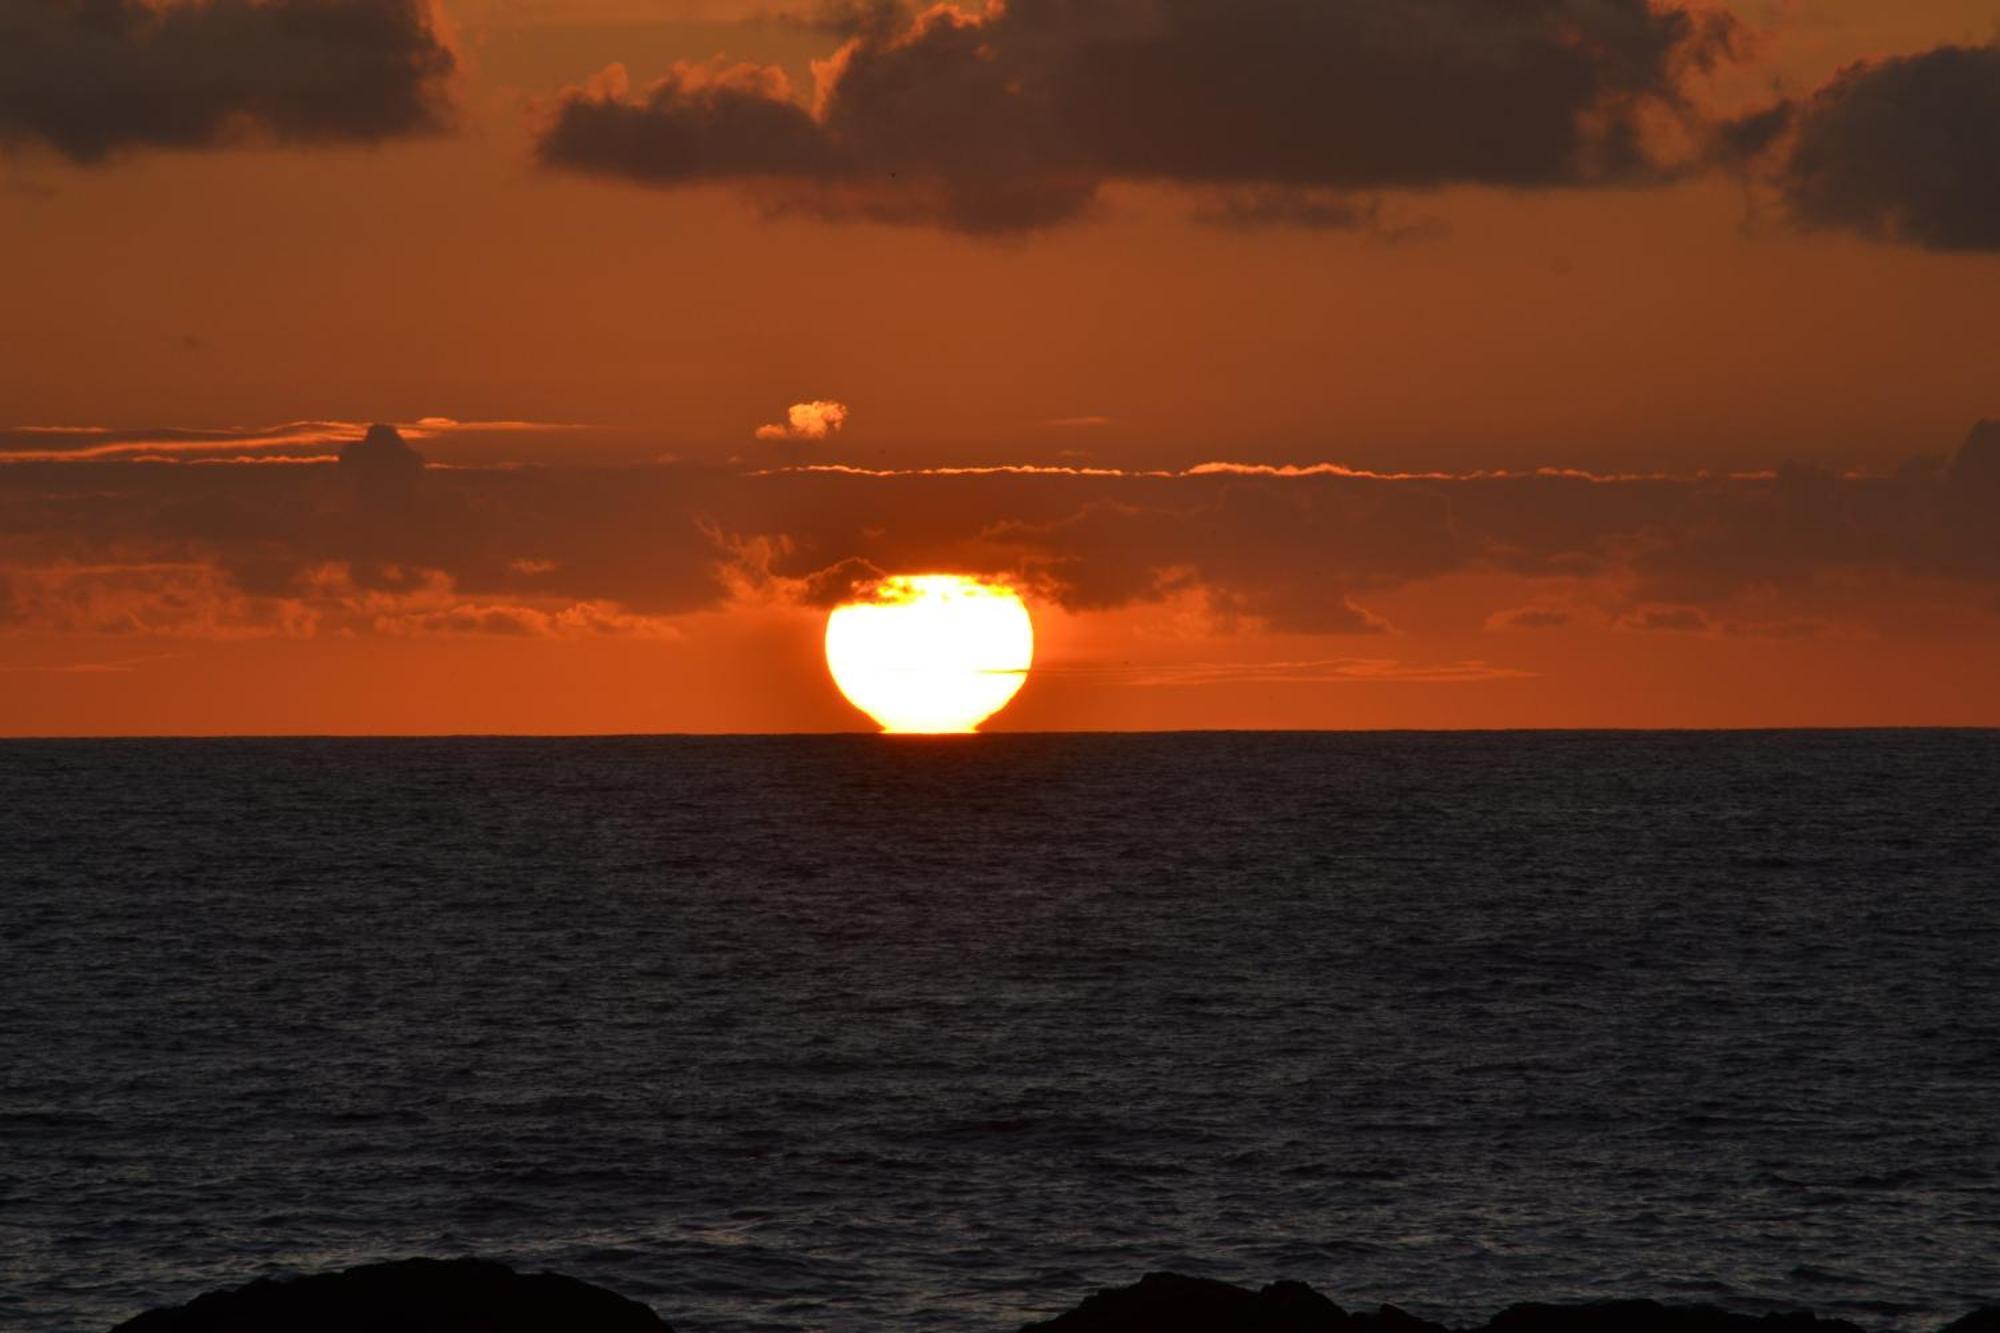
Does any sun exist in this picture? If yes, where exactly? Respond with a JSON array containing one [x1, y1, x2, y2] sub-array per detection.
[[825, 574, 1034, 734]]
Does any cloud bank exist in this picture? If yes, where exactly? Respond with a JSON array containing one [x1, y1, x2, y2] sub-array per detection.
[[535, 3, 1999, 251], [0, 0, 454, 163], [539, 0, 1740, 232], [3, 420, 1998, 644]]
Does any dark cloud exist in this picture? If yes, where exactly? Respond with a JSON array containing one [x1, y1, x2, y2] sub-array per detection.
[[536, 61, 826, 182], [539, 0, 1739, 232], [1754, 43, 2000, 252], [1708, 99, 1792, 167], [0, 444, 732, 638], [0, 0, 454, 164], [5, 423, 2000, 641], [746, 454, 2000, 635]]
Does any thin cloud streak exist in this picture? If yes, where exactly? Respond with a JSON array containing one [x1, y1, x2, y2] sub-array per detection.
[[1038, 658, 1537, 687], [0, 418, 586, 463], [760, 461, 1781, 484]]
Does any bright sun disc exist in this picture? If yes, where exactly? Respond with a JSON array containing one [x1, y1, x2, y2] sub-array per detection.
[[825, 574, 1034, 734]]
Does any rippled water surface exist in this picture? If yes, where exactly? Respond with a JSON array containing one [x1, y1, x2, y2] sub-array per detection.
[[4, 733, 1999, 1332]]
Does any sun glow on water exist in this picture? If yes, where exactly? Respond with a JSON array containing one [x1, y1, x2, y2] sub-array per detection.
[[824, 574, 1034, 734]]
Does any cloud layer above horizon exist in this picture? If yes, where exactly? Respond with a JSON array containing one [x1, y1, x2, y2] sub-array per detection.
[[4, 421, 1997, 645]]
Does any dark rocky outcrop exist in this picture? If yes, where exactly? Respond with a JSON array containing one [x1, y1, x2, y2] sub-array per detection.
[[107, 1261, 2000, 1333], [1479, 1301, 1869, 1333], [111, 1256, 671, 1333], [1939, 1312, 2000, 1333], [1019, 1271, 1447, 1333], [1021, 1276, 1895, 1333]]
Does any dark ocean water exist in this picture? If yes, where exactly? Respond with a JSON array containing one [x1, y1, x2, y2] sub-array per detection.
[[4, 732, 1998, 1333]]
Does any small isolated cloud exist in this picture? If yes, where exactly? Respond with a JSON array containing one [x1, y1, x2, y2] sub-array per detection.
[[755, 400, 849, 442]]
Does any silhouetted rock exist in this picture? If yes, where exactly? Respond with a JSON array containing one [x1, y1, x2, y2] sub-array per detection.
[[338, 422, 427, 477], [110, 1256, 671, 1332], [102, 1261, 2000, 1333], [1368, 1303, 1454, 1333], [1939, 1310, 2000, 1333], [1015, 1276, 1951, 1333], [1019, 1271, 1448, 1333], [1476, 1301, 1870, 1333]]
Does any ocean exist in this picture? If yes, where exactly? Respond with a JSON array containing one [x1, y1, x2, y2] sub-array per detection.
[[4, 732, 1997, 1331]]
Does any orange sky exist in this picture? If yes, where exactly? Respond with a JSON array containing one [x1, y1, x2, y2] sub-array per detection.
[[2, 0, 1997, 733]]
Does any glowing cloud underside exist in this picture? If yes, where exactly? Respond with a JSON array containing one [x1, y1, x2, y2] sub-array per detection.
[[825, 575, 1034, 734]]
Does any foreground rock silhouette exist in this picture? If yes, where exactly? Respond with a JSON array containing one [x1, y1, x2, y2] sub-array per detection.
[[1019, 1272, 1447, 1332], [1940, 1314, 2000, 1333], [1019, 1273, 1915, 1333], [111, 1257, 671, 1332], [108, 1261, 1999, 1333], [1475, 1301, 1870, 1333]]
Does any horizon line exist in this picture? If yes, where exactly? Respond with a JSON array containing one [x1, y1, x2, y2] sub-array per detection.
[[3, 725, 1996, 742]]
